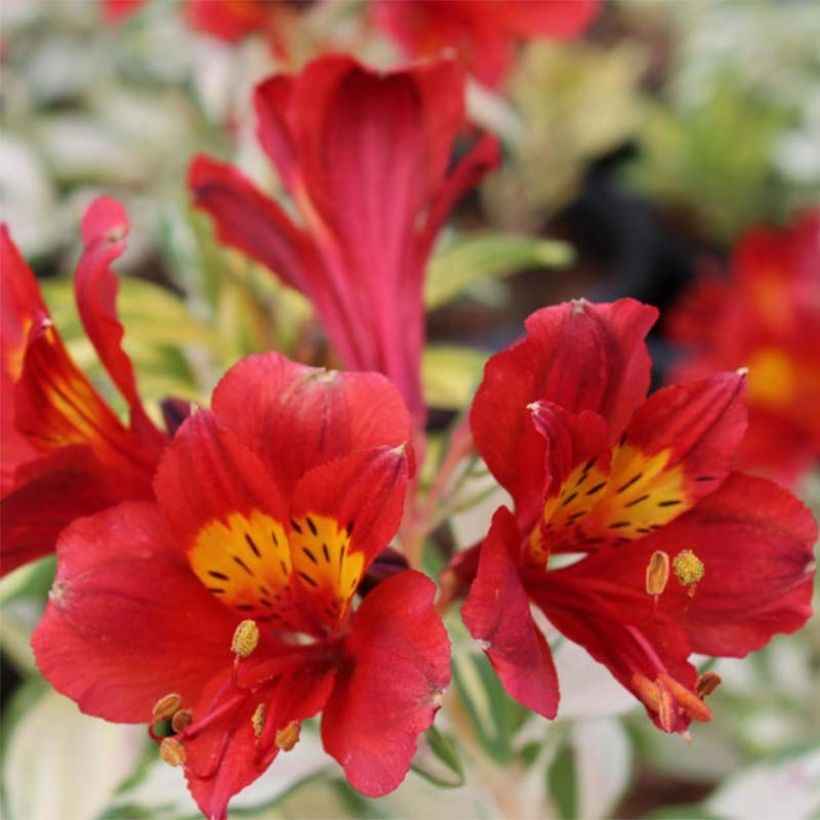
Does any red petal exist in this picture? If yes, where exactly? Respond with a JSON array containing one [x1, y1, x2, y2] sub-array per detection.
[[471, 299, 656, 523], [254, 74, 298, 190], [211, 352, 412, 495], [32, 502, 237, 721], [0, 447, 115, 576], [664, 472, 815, 656], [322, 571, 450, 796], [504, 0, 600, 39], [289, 446, 409, 625], [462, 507, 559, 718], [75, 198, 163, 447], [188, 154, 318, 294]]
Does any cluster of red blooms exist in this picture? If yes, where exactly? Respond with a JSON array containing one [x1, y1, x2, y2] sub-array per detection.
[[1, 5, 818, 820]]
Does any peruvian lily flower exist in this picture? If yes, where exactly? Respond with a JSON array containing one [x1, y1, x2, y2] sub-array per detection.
[[372, 0, 600, 88], [1, 199, 167, 576], [33, 352, 450, 819], [668, 209, 820, 485], [460, 299, 816, 733], [189, 54, 500, 427]]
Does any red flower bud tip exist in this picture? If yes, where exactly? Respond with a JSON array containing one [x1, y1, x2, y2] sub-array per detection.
[[152, 693, 182, 721], [673, 549, 705, 597], [251, 704, 266, 739], [275, 720, 301, 752], [159, 737, 186, 767], [645, 550, 670, 599]]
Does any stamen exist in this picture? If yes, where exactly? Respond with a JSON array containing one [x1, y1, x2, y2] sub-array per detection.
[[152, 693, 182, 721], [645, 551, 670, 598], [251, 703, 266, 738], [171, 709, 193, 734], [673, 550, 705, 591], [231, 619, 260, 658], [159, 737, 186, 767], [696, 671, 722, 698], [275, 720, 301, 751]]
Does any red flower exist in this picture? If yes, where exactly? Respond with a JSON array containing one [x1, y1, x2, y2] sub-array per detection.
[[462, 299, 816, 732], [189, 55, 499, 426], [372, 0, 600, 87], [1, 199, 167, 576], [668, 210, 820, 485], [33, 352, 450, 819]]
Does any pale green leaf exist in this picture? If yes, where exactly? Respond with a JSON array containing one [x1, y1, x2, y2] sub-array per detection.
[[422, 345, 487, 410], [425, 233, 573, 310]]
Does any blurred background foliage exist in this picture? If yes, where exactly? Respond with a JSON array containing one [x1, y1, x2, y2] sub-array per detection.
[[1, 0, 819, 818]]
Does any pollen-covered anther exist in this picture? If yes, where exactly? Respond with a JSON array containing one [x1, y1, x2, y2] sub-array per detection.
[[275, 720, 301, 752], [231, 619, 260, 658], [673, 549, 704, 595], [645, 550, 670, 598], [171, 708, 193, 734], [251, 703, 266, 738], [696, 671, 722, 699], [159, 737, 186, 767], [152, 693, 182, 721]]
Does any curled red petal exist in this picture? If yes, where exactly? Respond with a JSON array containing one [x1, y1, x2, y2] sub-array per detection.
[[322, 571, 450, 796], [32, 502, 238, 722], [462, 507, 559, 718], [75, 197, 163, 448]]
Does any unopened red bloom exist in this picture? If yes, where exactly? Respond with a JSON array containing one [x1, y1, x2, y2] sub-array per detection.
[[189, 55, 499, 426], [373, 0, 600, 87], [668, 210, 820, 485], [1, 199, 167, 576], [461, 299, 816, 732], [34, 352, 450, 819]]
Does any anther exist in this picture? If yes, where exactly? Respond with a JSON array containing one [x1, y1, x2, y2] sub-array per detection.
[[673, 550, 705, 592], [159, 737, 186, 767], [696, 671, 722, 698], [152, 693, 182, 721], [231, 619, 260, 658], [251, 703, 266, 738], [645, 551, 670, 598], [275, 720, 301, 751], [171, 709, 193, 734]]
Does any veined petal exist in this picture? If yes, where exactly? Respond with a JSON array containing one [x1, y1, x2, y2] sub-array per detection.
[[153, 411, 308, 629], [471, 299, 657, 523], [211, 352, 412, 495], [289, 446, 409, 628], [659, 472, 815, 656], [462, 507, 559, 718], [32, 502, 238, 722], [76, 197, 164, 447], [254, 74, 298, 190], [322, 571, 450, 797]]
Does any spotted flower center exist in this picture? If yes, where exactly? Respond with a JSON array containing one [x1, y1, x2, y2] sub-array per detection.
[[188, 509, 364, 630]]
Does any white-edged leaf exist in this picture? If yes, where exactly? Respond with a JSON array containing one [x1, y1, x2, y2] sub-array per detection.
[[571, 718, 632, 820], [705, 747, 820, 819], [3, 689, 144, 820]]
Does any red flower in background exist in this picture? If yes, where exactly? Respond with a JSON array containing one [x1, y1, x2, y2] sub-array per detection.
[[34, 352, 450, 819], [668, 210, 820, 485], [1, 200, 167, 576], [190, 55, 499, 427], [373, 0, 600, 87], [461, 299, 815, 732]]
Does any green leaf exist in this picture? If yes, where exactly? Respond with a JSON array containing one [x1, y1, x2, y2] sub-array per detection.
[[422, 345, 487, 410], [410, 725, 465, 789], [425, 232, 573, 310]]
